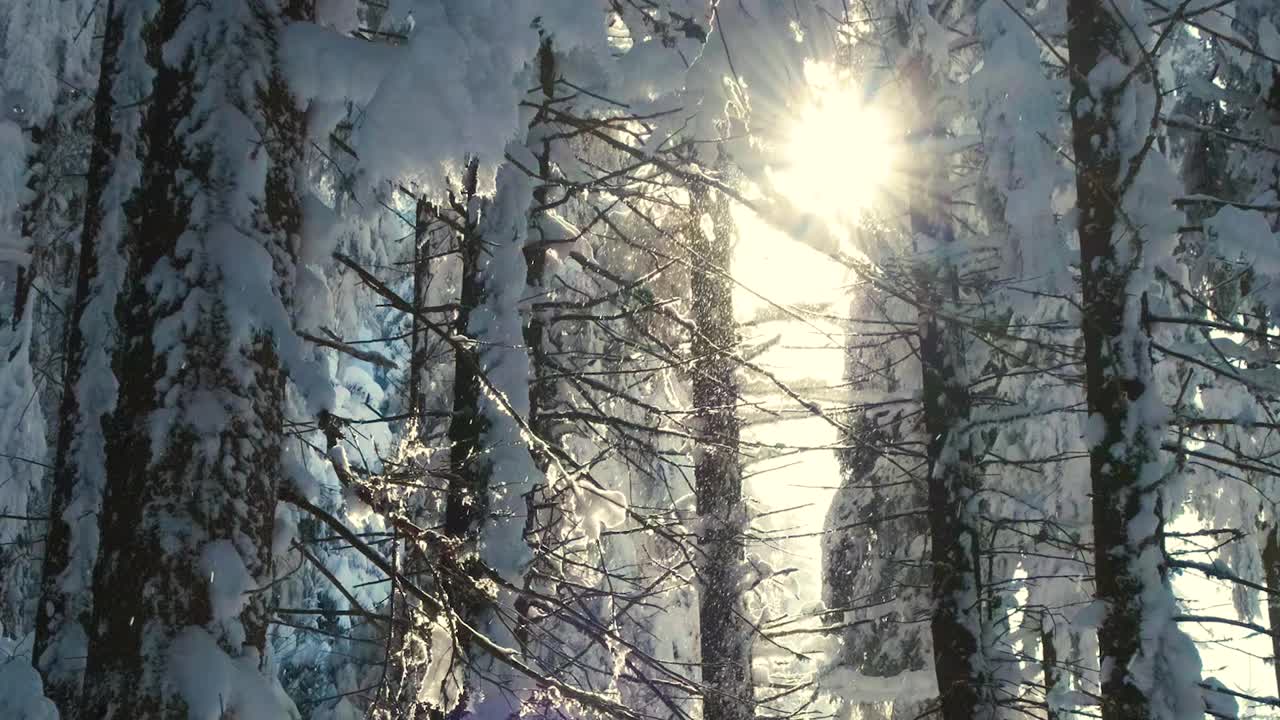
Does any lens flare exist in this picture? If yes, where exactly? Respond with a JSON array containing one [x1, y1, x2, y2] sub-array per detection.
[[771, 66, 900, 225]]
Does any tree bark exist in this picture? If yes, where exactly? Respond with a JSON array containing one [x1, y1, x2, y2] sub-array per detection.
[[445, 157, 487, 544], [433, 157, 492, 717], [919, 299, 984, 720], [901, 32, 988, 720], [408, 194, 433, 424], [523, 37, 557, 458], [1069, 6, 1154, 720], [78, 2, 304, 717], [689, 182, 753, 720], [34, 3, 125, 712], [1041, 612, 1060, 720], [377, 192, 437, 720], [1263, 526, 1280, 699], [1066, 3, 1200, 720]]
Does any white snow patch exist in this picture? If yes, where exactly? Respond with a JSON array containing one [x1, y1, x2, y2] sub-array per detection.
[[169, 627, 298, 720], [199, 540, 255, 623], [0, 651, 57, 720]]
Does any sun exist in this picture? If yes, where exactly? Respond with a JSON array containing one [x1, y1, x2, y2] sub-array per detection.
[[770, 65, 900, 225], [731, 64, 898, 317]]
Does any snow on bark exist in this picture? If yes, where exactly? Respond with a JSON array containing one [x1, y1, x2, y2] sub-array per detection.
[[34, 2, 144, 710], [1065, 2, 1203, 719], [688, 181, 753, 720], [470, 155, 542, 583], [0, 1, 99, 651], [437, 148, 546, 716], [76, 1, 307, 718]]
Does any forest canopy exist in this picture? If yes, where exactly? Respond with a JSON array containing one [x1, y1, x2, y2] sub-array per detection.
[[1, 2, 1280, 720]]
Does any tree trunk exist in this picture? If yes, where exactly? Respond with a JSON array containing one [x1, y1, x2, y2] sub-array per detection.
[[689, 182, 753, 720], [523, 37, 557, 460], [1041, 612, 1060, 720], [445, 157, 487, 545], [377, 192, 438, 720], [1262, 526, 1280, 699], [408, 194, 433, 423], [34, 3, 126, 712], [919, 299, 984, 720], [78, 2, 304, 717], [1066, 3, 1200, 720], [901, 36, 988, 720], [435, 157, 491, 715]]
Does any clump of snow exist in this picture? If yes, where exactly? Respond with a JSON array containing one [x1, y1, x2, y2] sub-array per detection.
[[0, 651, 58, 720], [577, 484, 628, 541], [820, 665, 938, 706], [169, 627, 299, 720], [1203, 205, 1280, 275], [300, 193, 343, 266], [199, 540, 255, 623], [418, 617, 462, 711], [1201, 677, 1238, 719]]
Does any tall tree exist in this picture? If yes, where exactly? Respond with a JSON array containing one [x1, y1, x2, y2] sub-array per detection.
[[34, 1, 131, 711], [688, 179, 753, 720], [1065, 2, 1203, 720], [78, 1, 309, 717]]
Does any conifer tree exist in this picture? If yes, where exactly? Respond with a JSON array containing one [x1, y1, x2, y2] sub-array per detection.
[[77, 1, 310, 716]]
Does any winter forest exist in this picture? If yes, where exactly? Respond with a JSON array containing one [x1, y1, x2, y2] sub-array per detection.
[[4, 0, 1280, 719]]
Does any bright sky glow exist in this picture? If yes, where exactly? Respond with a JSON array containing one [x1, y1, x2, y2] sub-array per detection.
[[770, 63, 901, 225], [730, 63, 867, 646], [733, 62, 893, 317]]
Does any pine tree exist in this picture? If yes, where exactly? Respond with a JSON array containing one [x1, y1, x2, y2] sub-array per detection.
[[1065, 2, 1203, 719], [77, 1, 309, 716], [34, 2, 131, 711], [688, 177, 753, 720]]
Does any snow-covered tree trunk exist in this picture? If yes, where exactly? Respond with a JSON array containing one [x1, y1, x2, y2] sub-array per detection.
[[689, 182, 752, 720], [34, 3, 130, 711], [918, 301, 985, 720], [1065, 3, 1202, 720], [1262, 527, 1280, 698], [445, 158, 487, 547], [77, 1, 307, 717], [901, 34, 989, 720], [407, 193, 432, 425], [440, 149, 544, 714], [375, 190, 438, 720], [523, 37, 557, 469]]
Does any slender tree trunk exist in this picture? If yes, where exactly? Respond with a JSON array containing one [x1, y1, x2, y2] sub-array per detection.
[[78, 2, 304, 717], [901, 37, 988, 720], [919, 297, 984, 720], [513, 37, 564, 655], [1041, 611, 1060, 720], [1067, 21, 1145, 720], [445, 157, 486, 545], [523, 37, 557, 460], [689, 182, 752, 720], [1066, 3, 1201, 720], [436, 157, 491, 716], [408, 194, 433, 423], [34, 4, 126, 712], [1262, 526, 1280, 698], [436, 148, 543, 715], [377, 190, 439, 720]]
